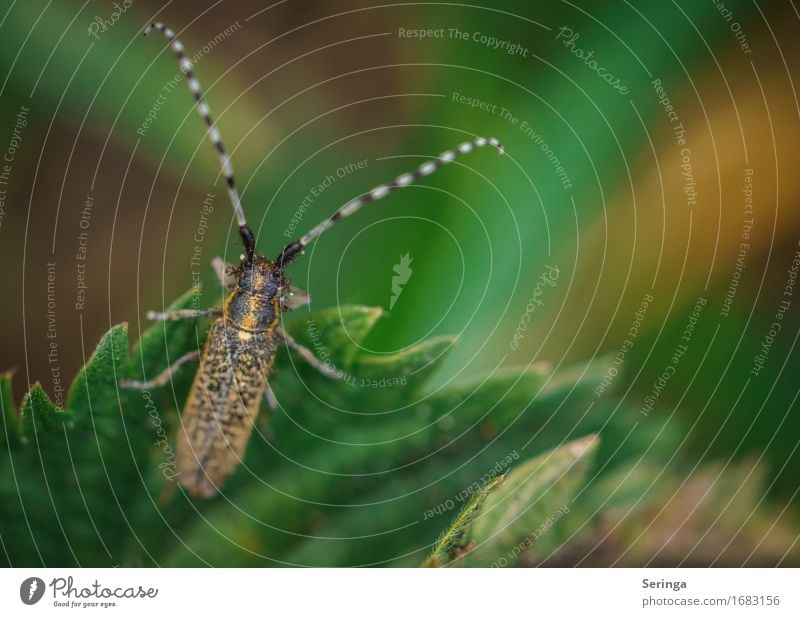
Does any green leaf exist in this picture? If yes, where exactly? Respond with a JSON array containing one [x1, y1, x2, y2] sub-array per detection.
[[287, 304, 383, 369], [4, 324, 157, 566], [414, 366, 549, 446], [466, 435, 599, 566], [352, 335, 458, 406], [227, 364, 578, 567], [67, 323, 129, 435], [19, 383, 70, 443], [356, 335, 456, 380], [0, 370, 19, 449], [423, 475, 504, 567], [3, 293, 745, 569]]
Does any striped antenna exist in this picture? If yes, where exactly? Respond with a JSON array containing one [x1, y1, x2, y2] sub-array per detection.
[[144, 22, 256, 260], [276, 136, 504, 268]]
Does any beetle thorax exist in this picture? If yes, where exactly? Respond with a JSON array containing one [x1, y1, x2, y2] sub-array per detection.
[[224, 256, 283, 333]]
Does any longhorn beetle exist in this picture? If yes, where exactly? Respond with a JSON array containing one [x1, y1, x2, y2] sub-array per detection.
[[121, 22, 504, 498]]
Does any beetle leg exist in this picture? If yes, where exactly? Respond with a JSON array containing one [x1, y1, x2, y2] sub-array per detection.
[[253, 384, 278, 440], [119, 350, 200, 389], [263, 383, 279, 411], [280, 285, 311, 312], [146, 308, 221, 321], [276, 327, 342, 379], [211, 256, 237, 288]]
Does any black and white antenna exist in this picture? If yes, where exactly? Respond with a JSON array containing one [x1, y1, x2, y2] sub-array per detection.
[[276, 136, 503, 268], [144, 22, 257, 260]]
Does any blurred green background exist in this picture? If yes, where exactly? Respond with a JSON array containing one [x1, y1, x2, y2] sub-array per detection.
[[1, 0, 799, 566]]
